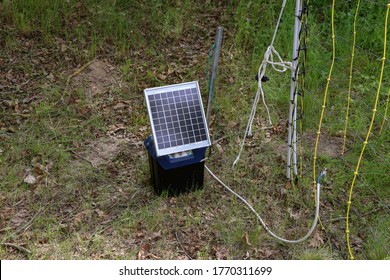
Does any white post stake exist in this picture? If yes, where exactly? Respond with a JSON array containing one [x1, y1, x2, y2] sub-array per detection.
[[287, 0, 302, 179]]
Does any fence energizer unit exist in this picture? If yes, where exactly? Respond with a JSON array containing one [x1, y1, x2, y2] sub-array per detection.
[[144, 81, 211, 195]]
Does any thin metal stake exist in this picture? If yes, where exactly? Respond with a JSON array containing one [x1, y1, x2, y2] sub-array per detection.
[[206, 27, 223, 127]]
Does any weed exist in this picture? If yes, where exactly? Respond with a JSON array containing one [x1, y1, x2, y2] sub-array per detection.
[[294, 248, 338, 260]]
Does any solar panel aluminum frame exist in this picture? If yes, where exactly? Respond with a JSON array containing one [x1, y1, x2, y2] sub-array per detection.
[[144, 81, 211, 157]]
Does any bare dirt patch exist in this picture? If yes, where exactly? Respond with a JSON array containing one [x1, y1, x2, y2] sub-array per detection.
[[71, 59, 119, 99], [302, 132, 347, 158], [66, 59, 131, 168], [78, 137, 126, 168]]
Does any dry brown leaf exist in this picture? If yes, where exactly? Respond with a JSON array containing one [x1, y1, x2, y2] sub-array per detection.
[[309, 231, 324, 248], [61, 44, 67, 52], [150, 230, 162, 241], [47, 73, 55, 82], [0, 207, 14, 228], [10, 209, 29, 228], [243, 232, 252, 246], [215, 143, 223, 153], [264, 131, 272, 143], [273, 124, 284, 134], [73, 209, 92, 226], [136, 231, 145, 239], [213, 245, 228, 260], [258, 248, 275, 259], [167, 66, 175, 75], [138, 243, 150, 260], [158, 74, 167, 80], [94, 209, 108, 219], [113, 102, 126, 110], [45, 161, 53, 173], [108, 124, 125, 135], [215, 251, 226, 260], [287, 208, 300, 220], [33, 163, 46, 175], [352, 236, 364, 248], [177, 255, 190, 260], [0, 192, 6, 202], [280, 187, 288, 197], [23, 174, 36, 185]]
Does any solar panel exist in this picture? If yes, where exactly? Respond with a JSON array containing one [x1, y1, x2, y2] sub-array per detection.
[[144, 81, 211, 157]]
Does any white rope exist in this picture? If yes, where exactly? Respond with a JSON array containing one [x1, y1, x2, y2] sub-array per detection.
[[205, 165, 322, 244], [233, 0, 292, 168], [253, 45, 293, 131]]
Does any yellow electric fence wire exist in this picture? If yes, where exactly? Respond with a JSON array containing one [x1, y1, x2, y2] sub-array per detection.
[[312, 0, 336, 231], [313, 0, 335, 197], [380, 87, 390, 133], [346, 3, 390, 260], [342, 0, 361, 155]]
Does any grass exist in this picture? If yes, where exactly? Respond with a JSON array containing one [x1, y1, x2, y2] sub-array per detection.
[[0, 0, 389, 260]]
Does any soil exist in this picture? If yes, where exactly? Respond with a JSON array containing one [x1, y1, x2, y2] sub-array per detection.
[[79, 137, 126, 167], [71, 59, 119, 99], [302, 131, 347, 158]]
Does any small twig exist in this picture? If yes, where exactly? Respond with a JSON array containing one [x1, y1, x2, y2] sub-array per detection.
[[0, 227, 12, 233], [2, 242, 31, 255], [15, 206, 43, 235], [13, 198, 25, 207], [64, 60, 93, 91], [0, 79, 31, 90], [212, 135, 228, 145], [87, 225, 113, 248], [109, 127, 125, 134], [58, 205, 82, 224], [260, 126, 274, 130], [368, 187, 390, 212], [148, 253, 161, 260], [59, 60, 94, 104], [175, 231, 193, 260], [69, 150, 98, 169], [322, 216, 347, 223]]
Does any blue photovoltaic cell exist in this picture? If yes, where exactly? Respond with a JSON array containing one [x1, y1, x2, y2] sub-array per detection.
[[144, 81, 211, 156]]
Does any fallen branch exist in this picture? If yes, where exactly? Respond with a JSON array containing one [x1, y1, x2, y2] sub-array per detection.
[[15, 206, 43, 235], [174, 231, 193, 260], [0, 227, 12, 233], [69, 150, 98, 169], [65, 60, 93, 91], [60, 60, 94, 104], [2, 243, 31, 255], [212, 135, 228, 145], [322, 216, 347, 223]]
